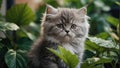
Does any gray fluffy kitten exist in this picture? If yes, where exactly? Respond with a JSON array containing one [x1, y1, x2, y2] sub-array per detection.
[[28, 5, 90, 68]]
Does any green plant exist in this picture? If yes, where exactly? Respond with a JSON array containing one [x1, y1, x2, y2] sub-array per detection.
[[0, 4, 35, 68], [0, 0, 119, 68], [48, 46, 79, 68], [6, 4, 35, 26]]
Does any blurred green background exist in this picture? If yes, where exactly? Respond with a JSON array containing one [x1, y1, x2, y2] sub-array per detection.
[[0, 0, 120, 68]]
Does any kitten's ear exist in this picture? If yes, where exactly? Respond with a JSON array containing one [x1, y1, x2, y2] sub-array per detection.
[[46, 4, 57, 14], [77, 7, 87, 16]]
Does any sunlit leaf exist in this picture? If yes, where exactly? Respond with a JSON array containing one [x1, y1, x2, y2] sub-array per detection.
[[94, 0, 104, 8], [116, 2, 120, 6], [107, 16, 119, 27], [87, 37, 115, 48], [6, 4, 35, 26], [85, 39, 106, 55], [102, 5, 110, 11], [0, 21, 19, 31], [48, 46, 79, 68], [96, 32, 110, 39], [117, 24, 119, 35]]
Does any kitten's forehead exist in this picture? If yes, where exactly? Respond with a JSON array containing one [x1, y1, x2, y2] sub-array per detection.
[[59, 8, 77, 17], [58, 8, 77, 23]]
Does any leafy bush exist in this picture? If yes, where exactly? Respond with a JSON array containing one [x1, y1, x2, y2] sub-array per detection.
[[0, 0, 119, 68], [0, 3, 35, 68]]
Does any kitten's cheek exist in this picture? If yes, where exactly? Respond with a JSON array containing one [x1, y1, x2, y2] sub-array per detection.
[[59, 32, 66, 37], [69, 32, 76, 38]]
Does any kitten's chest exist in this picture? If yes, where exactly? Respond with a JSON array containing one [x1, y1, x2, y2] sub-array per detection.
[[61, 43, 83, 55]]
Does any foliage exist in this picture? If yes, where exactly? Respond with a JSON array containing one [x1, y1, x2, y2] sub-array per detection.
[[81, 57, 112, 68], [48, 46, 79, 68], [0, 4, 34, 68], [85, 36, 119, 68], [0, 21, 19, 31], [107, 16, 119, 27], [0, 0, 119, 68], [6, 4, 35, 26], [0, 0, 2, 8], [5, 49, 28, 68]]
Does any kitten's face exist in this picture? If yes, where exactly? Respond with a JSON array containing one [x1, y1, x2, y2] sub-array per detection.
[[42, 5, 89, 43]]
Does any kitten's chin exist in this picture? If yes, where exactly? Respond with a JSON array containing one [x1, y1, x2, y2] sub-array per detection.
[[62, 35, 71, 42]]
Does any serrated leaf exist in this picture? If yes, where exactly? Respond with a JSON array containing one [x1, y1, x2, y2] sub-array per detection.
[[0, 21, 19, 31], [6, 4, 35, 26], [5, 49, 27, 68], [48, 46, 79, 68]]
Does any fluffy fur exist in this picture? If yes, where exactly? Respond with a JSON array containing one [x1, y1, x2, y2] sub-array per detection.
[[28, 5, 90, 68]]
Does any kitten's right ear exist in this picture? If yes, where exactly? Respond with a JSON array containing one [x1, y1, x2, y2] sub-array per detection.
[[77, 7, 87, 16], [46, 4, 57, 14]]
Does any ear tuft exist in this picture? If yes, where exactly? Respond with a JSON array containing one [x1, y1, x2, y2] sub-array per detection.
[[77, 7, 87, 16], [46, 4, 57, 14]]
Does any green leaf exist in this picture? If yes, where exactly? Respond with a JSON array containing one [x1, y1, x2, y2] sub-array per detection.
[[94, 0, 104, 8], [0, 0, 2, 8], [17, 37, 33, 50], [5, 49, 16, 68], [107, 16, 119, 27], [5, 49, 27, 68], [0, 31, 6, 38], [116, 2, 120, 6], [16, 27, 37, 41], [6, 4, 35, 26], [117, 24, 119, 35], [87, 37, 115, 49], [96, 32, 110, 39], [0, 21, 19, 31], [85, 40, 105, 54], [48, 46, 79, 68], [81, 57, 112, 68]]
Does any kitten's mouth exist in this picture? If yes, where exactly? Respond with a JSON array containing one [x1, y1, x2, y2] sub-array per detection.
[[62, 34, 72, 42], [64, 34, 71, 37]]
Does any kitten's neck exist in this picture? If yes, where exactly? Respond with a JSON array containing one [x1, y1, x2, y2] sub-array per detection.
[[45, 35, 86, 44], [45, 36, 60, 44]]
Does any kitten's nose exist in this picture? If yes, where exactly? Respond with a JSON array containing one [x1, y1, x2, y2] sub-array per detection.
[[65, 30, 69, 33]]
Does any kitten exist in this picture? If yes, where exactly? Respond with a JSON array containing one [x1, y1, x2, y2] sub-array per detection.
[[28, 5, 90, 68]]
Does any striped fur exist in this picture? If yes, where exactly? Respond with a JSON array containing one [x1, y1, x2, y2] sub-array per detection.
[[28, 5, 90, 68]]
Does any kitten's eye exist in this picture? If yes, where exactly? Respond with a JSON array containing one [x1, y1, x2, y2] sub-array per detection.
[[57, 24, 63, 28], [71, 24, 77, 29]]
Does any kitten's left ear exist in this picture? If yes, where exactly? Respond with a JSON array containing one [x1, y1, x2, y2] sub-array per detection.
[[46, 4, 58, 14], [77, 7, 87, 16]]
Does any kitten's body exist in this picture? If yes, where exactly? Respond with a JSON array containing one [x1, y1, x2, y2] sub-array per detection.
[[28, 5, 89, 68]]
